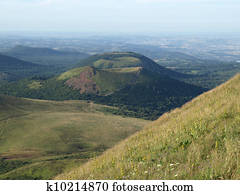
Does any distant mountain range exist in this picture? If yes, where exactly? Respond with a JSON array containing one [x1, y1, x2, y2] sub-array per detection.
[[3, 45, 89, 66]]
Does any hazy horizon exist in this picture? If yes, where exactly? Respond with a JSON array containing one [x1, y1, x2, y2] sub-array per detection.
[[0, 0, 240, 34]]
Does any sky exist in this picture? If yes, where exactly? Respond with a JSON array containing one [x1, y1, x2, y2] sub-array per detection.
[[0, 0, 240, 34]]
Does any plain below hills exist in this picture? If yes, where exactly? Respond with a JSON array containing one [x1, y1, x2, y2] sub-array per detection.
[[0, 95, 149, 179], [56, 73, 240, 180]]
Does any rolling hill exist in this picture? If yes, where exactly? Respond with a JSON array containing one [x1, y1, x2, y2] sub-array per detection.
[[0, 61, 205, 120], [56, 73, 240, 180], [76, 52, 189, 79], [4, 45, 89, 67], [0, 95, 149, 179], [0, 53, 53, 81], [57, 66, 169, 95]]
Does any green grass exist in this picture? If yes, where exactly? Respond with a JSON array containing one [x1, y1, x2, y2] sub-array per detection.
[[56, 74, 240, 180], [0, 52, 198, 121], [93, 68, 150, 94], [0, 65, 204, 120], [57, 66, 88, 80], [0, 95, 149, 179], [0, 154, 92, 179], [56, 66, 158, 95], [93, 57, 141, 69], [28, 81, 42, 89], [76, 52, 186, 79], [105, 67, 141, 73]]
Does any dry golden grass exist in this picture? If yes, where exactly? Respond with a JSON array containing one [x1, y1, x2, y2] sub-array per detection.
[[56, 74, 240, 180]]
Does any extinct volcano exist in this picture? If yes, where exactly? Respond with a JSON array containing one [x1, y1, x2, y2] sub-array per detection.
[[0, 52, 205, 120]]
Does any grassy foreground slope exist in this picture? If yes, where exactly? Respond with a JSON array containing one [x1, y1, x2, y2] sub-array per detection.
[[57, 74, 240, 180], [0, 95, 149, 179]]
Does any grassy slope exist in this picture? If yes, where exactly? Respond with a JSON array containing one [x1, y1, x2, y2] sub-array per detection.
[[56, 74, 240, 180], [53, 66, 163, 95], [57, 66, 88, 80], [0, 53, 55, 81], [76, 52, 188, 79], [57, 66, 149, 95], [93, 67, 157, 95], [0, 95, 149, 179]]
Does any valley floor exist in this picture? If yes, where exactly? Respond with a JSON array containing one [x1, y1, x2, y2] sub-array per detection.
[[0, 96, 149, 179]]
